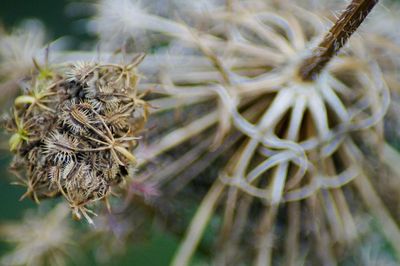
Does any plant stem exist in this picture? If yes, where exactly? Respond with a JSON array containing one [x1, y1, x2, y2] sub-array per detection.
[[298, 0, 379, 81]]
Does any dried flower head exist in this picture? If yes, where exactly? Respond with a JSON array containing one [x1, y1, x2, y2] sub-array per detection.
[[4, 54, 148, 224], [95, 0, 400, 264]]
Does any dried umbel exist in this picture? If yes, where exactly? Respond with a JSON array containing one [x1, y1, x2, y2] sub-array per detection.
[[4, 55, 148, 223], [92, 0, 400, 264]]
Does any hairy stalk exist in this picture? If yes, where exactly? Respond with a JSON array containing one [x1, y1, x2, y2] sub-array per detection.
[[298, 0, 379, 81]]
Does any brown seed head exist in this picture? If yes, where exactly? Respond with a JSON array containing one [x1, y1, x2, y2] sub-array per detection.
[[4, 58, 148, 223]]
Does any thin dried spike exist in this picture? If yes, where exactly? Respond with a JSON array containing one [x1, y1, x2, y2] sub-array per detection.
[[270, 162, 289, 205], [382, 143, 400, 180], [129, 52, 146, 68], [172, 181, 225, 266], [238, 16, 295, 55], [137, 111, 218, 166], [284, 12, 306, 50], [255, 206, 278, 266], [307, 89, 330, 139], [77, 206, 95, 226], [353, 170, 400, 259], [331, 188, 358, 242], [342, 139, 400, 258], [149, 95, 210, 114], [320, 156, 346, 242], [220, 40, 285, 64], [309, 196, 337, 265], [215, 193, 253, 265], [189, 28, 232, 86], [152, 136, 213, 186], [285, 202, 300, 266], [114, 145, 136, 165], [218, 186, 239, 245], [320, 189, 344, 242], [90, 107, 114, 140], [19, 187, 40, 204], [320, 80, 350, 122], [67, 104, 93, 131]]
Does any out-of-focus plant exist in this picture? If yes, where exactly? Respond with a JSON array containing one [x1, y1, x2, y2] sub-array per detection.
[[88, 0, 400, 264], [0, 20, 47, 109], [0, 203, 75, 266]]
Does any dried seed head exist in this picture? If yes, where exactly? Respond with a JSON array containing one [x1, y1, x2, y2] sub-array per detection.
[[65, 61, 96, 83], [105, 1, 399, 264], [60, 100, 95, 134], [43, 131, 79, 164], [3, 57, 148, 222]]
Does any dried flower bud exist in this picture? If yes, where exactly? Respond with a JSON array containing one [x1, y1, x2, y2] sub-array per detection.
[[4, 55, 148, 223]]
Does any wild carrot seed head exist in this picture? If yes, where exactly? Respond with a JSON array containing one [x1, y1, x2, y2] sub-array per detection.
[[3, 57, 148, 223]]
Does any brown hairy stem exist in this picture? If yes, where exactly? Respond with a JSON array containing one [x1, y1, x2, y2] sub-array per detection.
[[298, 0, 379, 81]]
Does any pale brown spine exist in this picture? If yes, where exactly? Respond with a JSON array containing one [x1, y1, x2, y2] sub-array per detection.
[[298, 0, 379, 81]]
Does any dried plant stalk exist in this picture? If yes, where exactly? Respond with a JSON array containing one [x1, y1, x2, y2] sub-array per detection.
[[298, 0, 379, 81]]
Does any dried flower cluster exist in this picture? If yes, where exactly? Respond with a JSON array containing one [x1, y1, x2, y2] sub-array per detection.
[[4, 55, 148, 223]]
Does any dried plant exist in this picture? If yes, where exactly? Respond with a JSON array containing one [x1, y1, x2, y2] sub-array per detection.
[[0, 203, 75, 266], [1, 0, 400, 265], [89, 0, 400, 264], [3, 54, 149, 224]]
